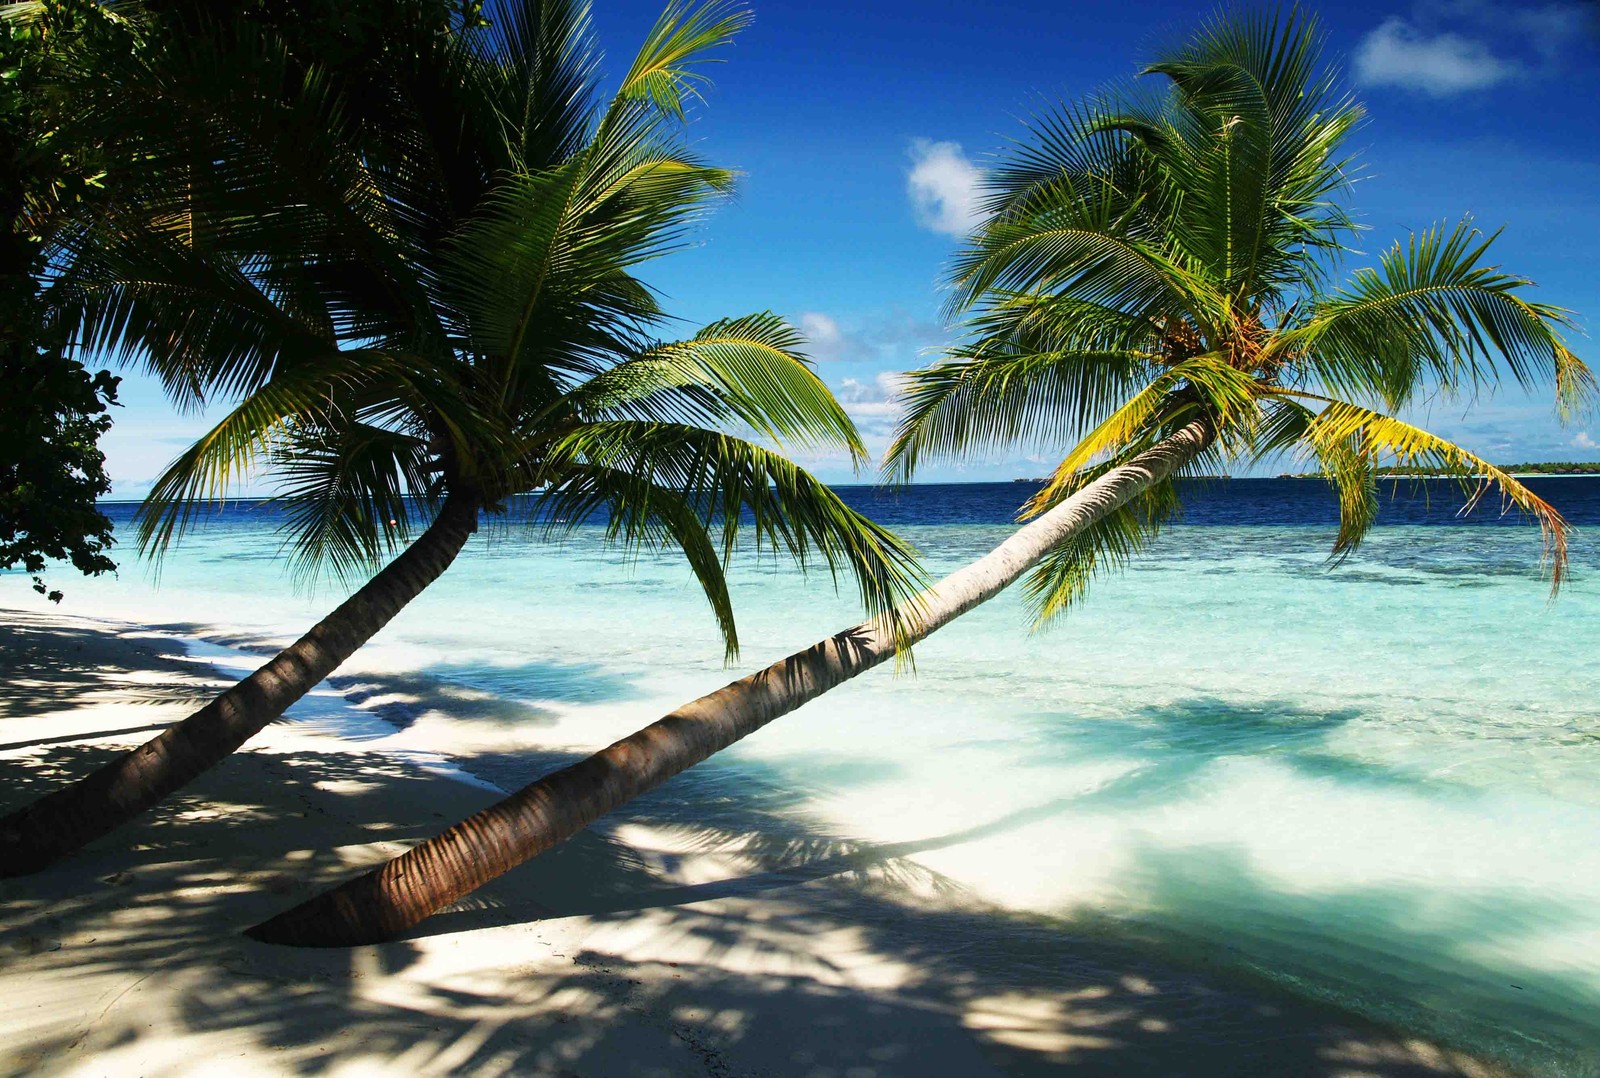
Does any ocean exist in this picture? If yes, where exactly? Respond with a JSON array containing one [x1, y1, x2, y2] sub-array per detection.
[[17, 477, 1600, 1073]]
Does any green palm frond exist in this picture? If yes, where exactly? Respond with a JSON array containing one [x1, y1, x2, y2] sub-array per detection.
[[1130, 6, 1362, 296], [540, 421, 925, 656], [1309, 423, 1379, 562], [1022, 354, 1254, 515], [1243, 394, 1375, 558], [487, 0, 601, 171], [271, 421, 437, 589], [601, 315, 864, 454], [436, 139, 733, 400], [1283, 219, 1593, 414], [1022, 467, 1184, 627], [886, 280, 1189, 484], [135, 360, 351, 561], [884, 346, 1158, 485], [536, 315, 867, 451], [528, 460, 741, 653], [949, 192, 1214, 326], [135, 348, 485, 561], [47, 230, 339, 409], [612, 0, 752, 119]]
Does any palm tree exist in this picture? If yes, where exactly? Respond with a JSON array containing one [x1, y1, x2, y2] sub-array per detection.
[[0, 0, 920, 876], [248, 8, 1592, 947]]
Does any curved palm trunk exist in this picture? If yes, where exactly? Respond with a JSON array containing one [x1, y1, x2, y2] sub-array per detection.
[[248, 421, 1208, 947], [0, 495, 480, 877]]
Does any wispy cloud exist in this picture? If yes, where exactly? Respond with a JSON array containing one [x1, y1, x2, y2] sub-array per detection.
[[1573, 431, 1598, 450], [1354, 18, 1516, 95], [907, 139, 984, 237], [792, 310, 946, 367], [1353, 2, 1593, 97], [835, 371, 909, 438], [796, 311, 848, 362]]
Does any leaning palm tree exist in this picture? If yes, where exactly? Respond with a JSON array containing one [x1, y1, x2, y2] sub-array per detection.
[[249, 7, 1591, 947], [0, 0, 920, 875]]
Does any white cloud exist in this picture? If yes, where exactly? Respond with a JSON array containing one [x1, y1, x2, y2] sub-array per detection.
[[836, 370, 906, 411], [789, 310, 948, 367], [907, 139, 984, 238], [1353, 3, 1593, 97], [1573, 431, 1597, 450], [797, 311, 847, 362], [1354, 17, 1517, 95], [835, 372, 909, 444]]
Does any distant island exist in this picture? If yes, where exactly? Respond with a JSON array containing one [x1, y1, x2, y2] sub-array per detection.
[[1284, 462, 1600, 478], [1379, 462, 1600, 476], [1013, 463, 1600, 482]]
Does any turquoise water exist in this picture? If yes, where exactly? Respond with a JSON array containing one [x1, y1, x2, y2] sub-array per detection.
[[11, 483, 1600, 1072]]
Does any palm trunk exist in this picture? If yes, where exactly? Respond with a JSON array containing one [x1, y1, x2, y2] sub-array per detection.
[[0, 495, 480, 877], [248, 422, 1209, 946]]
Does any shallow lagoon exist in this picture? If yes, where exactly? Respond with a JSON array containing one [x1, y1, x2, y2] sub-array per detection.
[[42, 479, 1600, 1073]]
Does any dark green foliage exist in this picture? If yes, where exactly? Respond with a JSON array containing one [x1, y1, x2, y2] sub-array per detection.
[[0, 344, 118, 602], [1, 0, 120, 601], [36, 0, 922, 653]]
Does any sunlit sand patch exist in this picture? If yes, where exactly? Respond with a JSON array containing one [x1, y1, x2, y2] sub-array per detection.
[[962, 988, 1125, 1060]]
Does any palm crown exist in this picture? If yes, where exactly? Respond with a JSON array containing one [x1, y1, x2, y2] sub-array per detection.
[[44, 0, 920, 655], [888, 9, 1592, 623]]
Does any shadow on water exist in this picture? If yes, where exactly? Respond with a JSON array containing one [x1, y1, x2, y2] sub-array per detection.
[[1091, 842, 1600, 1075], [1010, 695, 1521, 809], [3, 616, 1594, 1074]]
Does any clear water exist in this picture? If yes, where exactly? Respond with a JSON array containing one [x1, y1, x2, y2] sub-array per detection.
[[10, 478, 1600, 1073]]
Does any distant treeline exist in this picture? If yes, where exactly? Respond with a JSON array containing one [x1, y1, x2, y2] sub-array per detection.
[[1378, 462, 1600, 476], [1268, 462, 1600, 479], [1017, 462, 1600, 483]]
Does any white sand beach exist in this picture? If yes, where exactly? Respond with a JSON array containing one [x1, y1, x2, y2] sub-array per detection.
[[0, 603, 1509, 1076]]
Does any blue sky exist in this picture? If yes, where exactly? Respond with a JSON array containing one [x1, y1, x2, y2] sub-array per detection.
[[98, 0, 1600, 494]]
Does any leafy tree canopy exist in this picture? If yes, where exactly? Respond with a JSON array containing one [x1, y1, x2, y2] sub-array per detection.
[[36, 0, 921, 650], [1, 0, 119, 601]]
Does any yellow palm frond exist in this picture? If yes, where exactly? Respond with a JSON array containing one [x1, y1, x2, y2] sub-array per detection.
[[1279, 391, 1573, 591], [1023, 354, 1252, 516]]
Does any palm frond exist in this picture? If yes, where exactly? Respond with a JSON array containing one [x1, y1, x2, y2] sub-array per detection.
[[135, 360, 351, 561], [1284, 392, 1572, 590], [527, 460, 741, 653], [1022, 354, 1254, 515], [1283, 219, 1593, 415], [1133, 6, 1362, 296], [1023, 468, 1183, 626], [488, 0, 601, 171], [539, 422, 926, 656], [883, 346, 1158, 484], [47, 229, 339, 409], [949, 191, 1216, 327], [590, 315, 866, 455], [270, 420, 437, 590], [612, 0, 752, 119], [134, 348, 481, 564]]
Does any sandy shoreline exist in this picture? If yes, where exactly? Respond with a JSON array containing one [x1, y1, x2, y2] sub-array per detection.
[[0, 603, 1507, 1075]]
